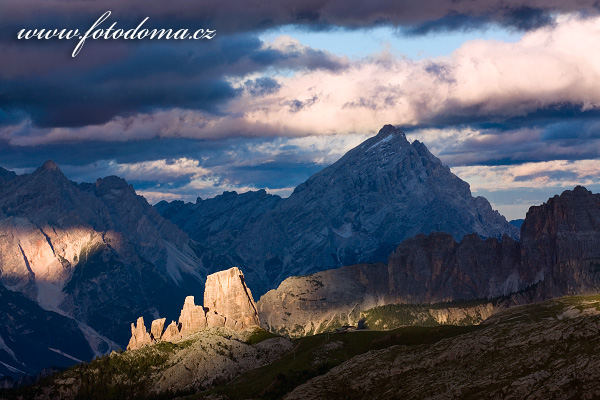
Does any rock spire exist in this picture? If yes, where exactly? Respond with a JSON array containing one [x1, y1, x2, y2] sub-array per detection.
[[127, 267, 259, 350]]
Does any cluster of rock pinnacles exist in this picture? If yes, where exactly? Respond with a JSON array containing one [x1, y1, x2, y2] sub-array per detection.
[[127, 267, 260, 350]]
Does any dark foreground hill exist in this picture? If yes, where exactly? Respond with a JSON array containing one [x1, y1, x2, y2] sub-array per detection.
[[3, 296, 600, 400]]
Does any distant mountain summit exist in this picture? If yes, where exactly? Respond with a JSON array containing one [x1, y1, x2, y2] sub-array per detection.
[[158, 125, 518, 295]]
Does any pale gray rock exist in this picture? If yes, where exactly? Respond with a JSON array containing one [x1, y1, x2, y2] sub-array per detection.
[[206, 310, 226, 328], [0, 160, 208, 372], [204, 267, 260, 329], [258, 186, 600, 338], [127, 317, 152, 350], [178, 296, 207, 335], [24, 327, 293, 399], [150, 318, 166, 340], [258, 263, 389, 337], [161, 321, 180, 341], [127, 267, 261, 346]]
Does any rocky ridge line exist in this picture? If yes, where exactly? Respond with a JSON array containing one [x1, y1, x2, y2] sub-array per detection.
[[127, 267, 259, 350], [258, 186, 600, 337]]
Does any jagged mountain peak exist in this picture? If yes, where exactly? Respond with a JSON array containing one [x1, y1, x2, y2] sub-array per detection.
[[0, 158, 207, 364], [291, 124, 465, 202], [0, 167, 17, 183], [31, 160, 69, 181], [157, 123, 518, 295], [521, 185, 600, 239], [40, 160, 60, 172], [354, 124, 410, 156], [28, 160, 71, 186], [93, 175, 135, 197], [372, 124, 407, 142]]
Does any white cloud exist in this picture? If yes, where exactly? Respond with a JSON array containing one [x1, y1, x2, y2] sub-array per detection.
[[5, 14, 600, 147], [114, 158, 211, 183], [452, 159, 600, 191]]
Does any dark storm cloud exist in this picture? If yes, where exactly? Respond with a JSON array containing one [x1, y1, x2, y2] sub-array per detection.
[[513, 170, 580, 183], [405, 6, 555, 35], [404, 104, 600, 134], [0, 34, 346, 127], [1, 0, 597, 131], [417, 116, 600, 168], [2, 0, 598, 35], [2, 0, 600, 206]]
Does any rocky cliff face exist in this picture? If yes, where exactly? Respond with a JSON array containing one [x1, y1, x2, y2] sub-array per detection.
[[258, 263, 389, 337], [387, 232, 523, 303], [520, 186, 600, 299], [204, 267, 259, 329], [0, 161, 208, 375], [258, 187, 600, 337], [157, 125, 518, 296], [127, 267, 259, 350], [19, 296, 600, 399]]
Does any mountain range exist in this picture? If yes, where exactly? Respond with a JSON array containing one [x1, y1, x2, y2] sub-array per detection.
[[0, 125, 523, 379], [157, 125, 518, 296], [258, 186, 600, 337]]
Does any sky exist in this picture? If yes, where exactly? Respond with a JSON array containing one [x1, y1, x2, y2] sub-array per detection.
[[2, 1, 600, 220]]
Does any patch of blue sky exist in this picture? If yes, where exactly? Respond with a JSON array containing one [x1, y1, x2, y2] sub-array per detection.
[[260, 25, 523, 60]]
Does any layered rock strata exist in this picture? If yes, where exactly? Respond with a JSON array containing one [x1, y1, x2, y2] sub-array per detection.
[[127, 267, 259, 350]]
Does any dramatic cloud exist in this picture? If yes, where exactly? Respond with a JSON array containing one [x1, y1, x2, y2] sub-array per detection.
[[225, 15, 600, 136], [2, 2, 600, 218], [7, 14, 597, 145], [453, 160, 600, 219], [454, 160, 600, 191], [3, 0, 599, 35], [0, 134, 369, 205], [0, 35, 347, 128], [407, 122, 600, 167]]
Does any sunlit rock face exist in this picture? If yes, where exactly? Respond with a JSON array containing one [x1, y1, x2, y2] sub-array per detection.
[[161, 321, 180, 341], [0, 162, 208, 374], [150, 318, 166, 340], [178, 296, 208, 335], [258, 186, 600, 337], [127, 267, 259, 350], [157, 125, 518, 297], [257, 263, 389, 337], [127, 317, 152, 350], [204, 267, 260, 329]]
